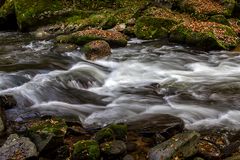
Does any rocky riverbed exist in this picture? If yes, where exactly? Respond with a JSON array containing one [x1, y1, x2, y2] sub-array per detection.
[[1, 0, 240, 160]]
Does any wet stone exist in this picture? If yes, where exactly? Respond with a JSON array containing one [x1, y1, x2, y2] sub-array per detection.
[[0, 107, 6, 134], [0, 95, 17, 109], [100, 140, 127, 157], [0, 134, 38, 160], [123, 154, 135, 160], [197, 140, 221, 159], [148, 131, 200, 160], [83, 40, 111, 61], [127, 114, 184, 139], [52, 43, 78, 53]]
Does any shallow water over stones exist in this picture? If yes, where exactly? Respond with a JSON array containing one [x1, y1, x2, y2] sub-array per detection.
[[0, 32, 240, 130]]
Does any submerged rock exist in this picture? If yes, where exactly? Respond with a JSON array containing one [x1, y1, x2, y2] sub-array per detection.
[[72, 140, 100, 160], [52, 43, 78, 53], [83, 40, 111, 61], [57, 29, 128, 47], [148, 131, 200, 160], [0, 134, 38, 160]]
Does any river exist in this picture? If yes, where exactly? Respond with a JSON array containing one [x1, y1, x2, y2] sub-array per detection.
[[1, 31, 240, 130]]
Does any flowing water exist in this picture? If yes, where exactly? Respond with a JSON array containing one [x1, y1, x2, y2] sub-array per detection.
[[1, 32, 240, 130]]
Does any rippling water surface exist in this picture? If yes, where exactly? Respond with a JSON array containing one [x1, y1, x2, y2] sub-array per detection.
[[1, 32, 240, 130]]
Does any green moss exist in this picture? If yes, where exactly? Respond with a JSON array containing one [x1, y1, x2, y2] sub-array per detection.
[[222, 0, 236, 17], [209, 15, 230, 25], [170, 23, 239, 50], [0, 0, 14, 17], [109, 124, 127, 140], [73, 140, 100, 160], [28, 118, 67, 136], [95, 128, 114, 143], [14, 0, 68, 31], [0, 0, 17, 29], [135, 16, 178, 39]]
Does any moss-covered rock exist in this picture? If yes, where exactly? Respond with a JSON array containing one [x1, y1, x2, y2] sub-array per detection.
[[108, 124, 127, 140], [26, 118, 67, 154], [83, 40, 111, 60], [14, 0, 74, 31], [95, 127, 114, 143], [57, 28, 128, 47], [210, 15, 230, 25], [134, 7, 183, 39], [72, 140, 100, 160], [0, 0, 17, 30], [95, 124, 127, 143], [170, 20, 239, 50], [178, 0, 235, 17]]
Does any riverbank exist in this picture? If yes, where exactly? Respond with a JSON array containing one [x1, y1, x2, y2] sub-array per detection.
[[0, 0, 240, 50]]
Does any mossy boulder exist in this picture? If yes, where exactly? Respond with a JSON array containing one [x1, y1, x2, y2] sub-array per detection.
[[26, 118, 67, 154], [179, 0, 236, 17], [0, 0, 17, 30], [57, 29, 128, 47], [82, 40, 111, 61], [134, 7, 182, 39], [72, 140, 100, 160], [103, 6, 142, 29], [14, 0, 73, 31], [170, 21, 239, 50], [95, 124, 127, 143]]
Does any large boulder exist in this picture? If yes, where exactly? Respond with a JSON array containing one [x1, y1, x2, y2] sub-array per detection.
[[179, 0, 236, 17], [13, 0, 74, 31], [0, 134, 38, 160], [57, 29, 128, 47], [127, 114, 184, 139], [134, 7, 182, 39], [82, 40, 111, 60], [148, 131, 200, 160], [170, 20, 239, 50]]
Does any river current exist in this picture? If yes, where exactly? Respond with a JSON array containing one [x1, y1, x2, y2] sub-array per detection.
[[1, 32, 240, 130]]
